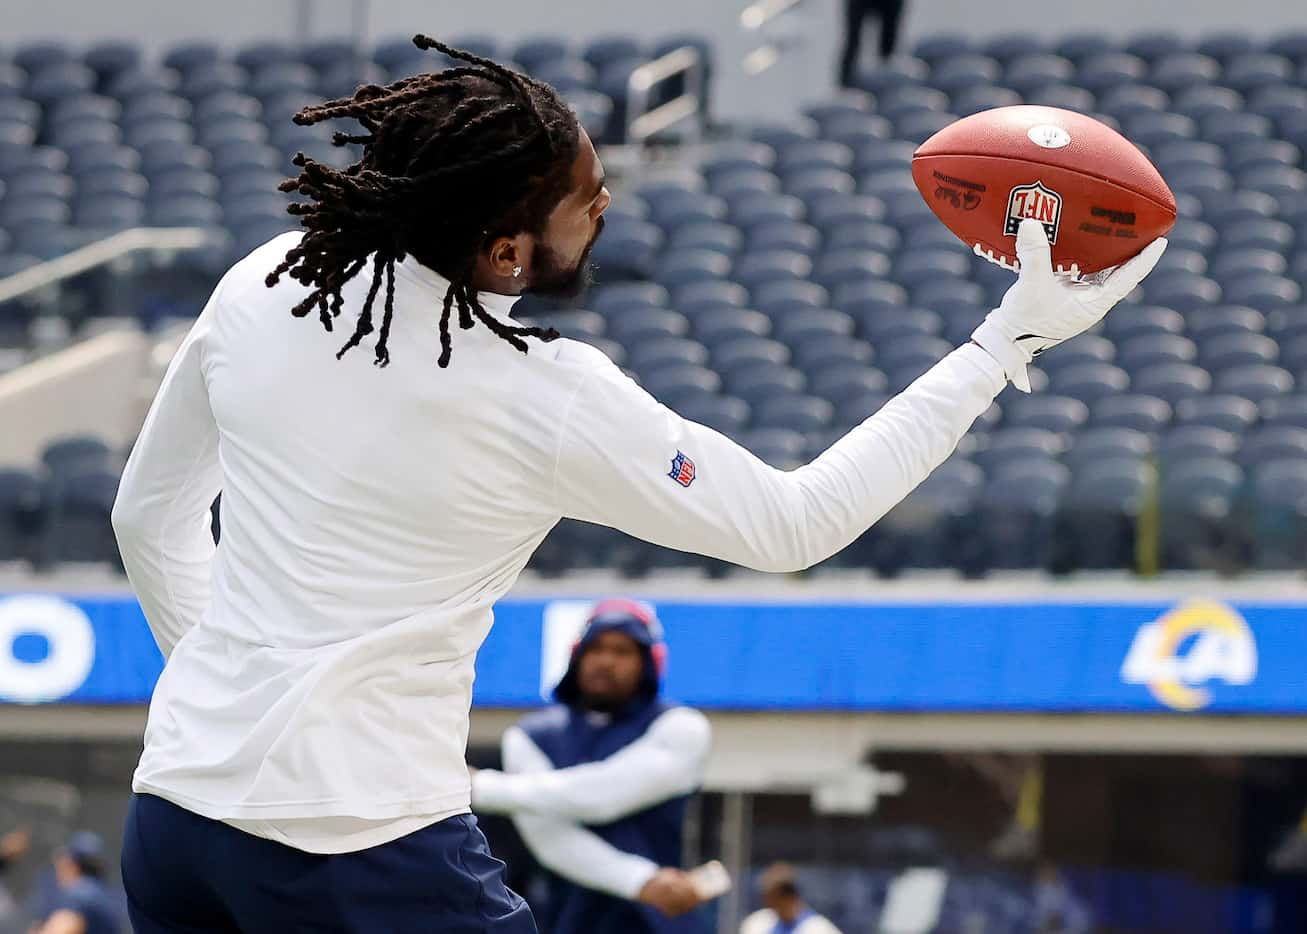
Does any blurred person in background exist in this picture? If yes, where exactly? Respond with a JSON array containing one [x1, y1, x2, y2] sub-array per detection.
[[1032, 862, 1090, 934], [740, 863, 842, 934], [29, 832, 122, 934], [839, 0, 907, 87], [473, 599, 712, 933], [0, 828, 29, 934]]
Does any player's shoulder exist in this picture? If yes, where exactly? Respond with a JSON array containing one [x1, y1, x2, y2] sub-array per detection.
[[531, 335, 628, 382]]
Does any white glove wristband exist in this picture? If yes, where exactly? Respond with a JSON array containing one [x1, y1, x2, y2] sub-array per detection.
[[971, 315, 1035, 393]]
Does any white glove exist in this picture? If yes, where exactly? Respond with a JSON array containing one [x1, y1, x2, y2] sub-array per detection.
[[971, 218, 1168, 392]]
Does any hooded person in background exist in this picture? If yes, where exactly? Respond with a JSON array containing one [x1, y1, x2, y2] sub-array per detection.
[[473, 599, 712, 934]]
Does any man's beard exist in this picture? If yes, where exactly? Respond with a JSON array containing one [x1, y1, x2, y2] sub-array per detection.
[[525, 216, 605, 300]]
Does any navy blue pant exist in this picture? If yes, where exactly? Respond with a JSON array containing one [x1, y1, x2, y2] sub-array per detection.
[[121, 794, 537, 933]]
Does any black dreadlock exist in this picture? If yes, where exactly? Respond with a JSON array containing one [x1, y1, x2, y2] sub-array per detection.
[[266, 35, 576, 368]]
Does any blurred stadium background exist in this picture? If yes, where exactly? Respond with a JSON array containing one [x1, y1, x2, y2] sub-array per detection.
[[3, 0, 1307, 931]]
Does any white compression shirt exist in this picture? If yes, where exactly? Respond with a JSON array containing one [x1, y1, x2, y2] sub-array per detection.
[[113, 232, 1007, 854], [472, 707, 711, 899]]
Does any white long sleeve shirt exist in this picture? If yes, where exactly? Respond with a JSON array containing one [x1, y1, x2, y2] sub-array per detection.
[[113, 232, 1006, 854], [472, 707, 711, 899]]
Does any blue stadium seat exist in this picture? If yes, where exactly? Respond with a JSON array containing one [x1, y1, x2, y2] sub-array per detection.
[[668, 221, 742, 256], [6, 169, 75, 200], [894, 110, 959, 144], [1048, 362, 1130, 403], [1199, 333, 1279, 372], [1196, 34, 1259, 61], [319, 61, 388, 100], [0, 194, 72, 228], [1065, 427, 1152, 465], [1158, 425, 1240, 463], [1171, 85, 1243, 123], [1003, 53, 1074, 92], [1099, 83, 1170, 118], [1053, 457, 1148, 571], [1130, 362, 1212, 405], [967, 459, 1069, 572], [739, 428, 806, 469], [510, 37, 571, 72], [582, 35, 645, 72], [1055, 33, 1116, 62], [1141, 272, 1221, 311], [1174, 394, 1260, 434], [856, 306, 943, 342], [752, 280, 830, 315], [589, 282, 669, 315], [754, 394, 834, 432], [730, 193, 805, 229], [602, 308, 687, 345], [1267, 306, 1307, 346], [802, 91, 875, 127], [808, 364, 889, 403], [676, 393, 750, 437], [26, 62, 97, 104], [148, 194, 223, 228], [692, 307, 769, 345], [11, 224, 77, 260], [0, 469, 45, 563], [1026, 84, 1096, 111], [829, 279, 908, 316], [725, 363, 805, 401], [911, 278, 986, 310], [821, 114, 893, 149], [914, 35, 973, 64], [1223, 52, 1292, 93], [775, 141, 854, 177], [747, 221, 820, 256], [973, 427, 1068, 473], [997, 394, 1087, 435], [1091, 393, 1173, 433], [1077, 51, 1147, 92], [849, 57, 929, 95], [528, 310, 605, 342], [178, 61, 246, 100], [1246, 85, 1307, 124], [929, 54, 1001, 92], [747, 121, 819, 149], [771, 308, 856, 344], [1166, 217, 1218, 255], [299, 37, 363, 73], [700, 141, 775, 177], [126, 117, 195, 150], [1280, 336, 1307, 375], [1159, 456, 1243, 569], [792, 334, 875, 372], [673, 279, 749, 313], [825, 220, 900, 254], [856, 455, 981, 573], [851, 139, 917, 176], [732, 249, 812, 290], [1237, 425, 1307, 467], [534, 57, 597, 94], [644, 189, 726, 230], [1203, 112, 1275, 147], [713, 336, 790, 372], [639, 364, 721, 404], [1242, 459, 1307, 569], [75, 195, 145, 230], [589, 220, 662, 281], [656, 249, 731, 290], [1222, 274, 1302, 310], [812, 249, 892, 291], [1100, 306, 1185, 345], [1116, 333, 1198, 372], [807, 193, 886, 229], [162, 41, 222, 74], [1214, 364, 1293, 403], [1124, 33, 1187, 61]]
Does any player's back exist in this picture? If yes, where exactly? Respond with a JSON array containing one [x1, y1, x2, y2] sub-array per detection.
[[130, 233, 591, 834]]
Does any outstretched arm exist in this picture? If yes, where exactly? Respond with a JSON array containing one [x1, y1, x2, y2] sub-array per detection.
[[474, 708, 710, 824]]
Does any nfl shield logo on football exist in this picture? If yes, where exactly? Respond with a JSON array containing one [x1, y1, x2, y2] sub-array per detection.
[[1004, 180, 1062, 243], [668, 451, 696, 487]]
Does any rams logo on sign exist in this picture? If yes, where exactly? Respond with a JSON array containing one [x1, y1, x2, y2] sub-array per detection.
[[1005, 181, 1062, 244], [1120, 600, 1256, 711]]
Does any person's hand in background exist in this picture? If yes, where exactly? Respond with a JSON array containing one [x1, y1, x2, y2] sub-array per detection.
[[638, 867, 703, 916]]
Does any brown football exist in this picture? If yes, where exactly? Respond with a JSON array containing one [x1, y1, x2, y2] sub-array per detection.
[[911, 105, 1177, 274]]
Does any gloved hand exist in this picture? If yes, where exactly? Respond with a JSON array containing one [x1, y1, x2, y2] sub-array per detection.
[[971, 217, 1168, 392]]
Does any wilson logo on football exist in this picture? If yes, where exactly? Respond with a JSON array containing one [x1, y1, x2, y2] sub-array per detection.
[[1004, 181, 1062, 244]]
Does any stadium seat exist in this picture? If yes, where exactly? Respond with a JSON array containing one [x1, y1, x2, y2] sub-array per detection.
[[752, 280, 830, 315], [964, 459, 1069, 572], [1048, 362, 1131, 403], [732, 249, 812, 290], [1199, 333, 1280, 372], [726, 364, 806, 403], [1214, 364, 1294, 403], [713, 337, 791, 373], [754, 394, 834, 432], [852, 456, 981, 573], [1238, 426, 1307, 467], [1240, 459, 1307, 569], [1002, 395, 1090, 434], [1050, 457, 1150, 572], [670, 222, 743, 256], [1091, 394, 1173, 434], [1065, 427, 1153, 466], [676, 393, 750, 436], [1174, 395, 1260, 434], [973, 427, 1068, 472], [47, 467, 122, 564], [638, 363, 720, 403], [1100, 305, 1185, 343], [1116, 333, 1198, 372], [691, 307, 770, 345], [747, 221, 820, 256], [0, 468, 46, 563], [1158, 425, 1240, 464], [1034, 335, 1116, 374], [792, 334, 876, 372], [589, 283, 669, 315], [771, 308, 856, 345], [1158, 456, 1243, 570], [856, 307, 943, 342], [673, 280, 750, 314]]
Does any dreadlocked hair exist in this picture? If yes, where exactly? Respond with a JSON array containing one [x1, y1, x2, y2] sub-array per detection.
[[266, 35, 576, 368]]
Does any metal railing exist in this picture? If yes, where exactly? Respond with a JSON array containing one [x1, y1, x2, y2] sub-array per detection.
[[625, 45, 706, 144], [740, 0, 809, 75], [0, 227, 221, 306]]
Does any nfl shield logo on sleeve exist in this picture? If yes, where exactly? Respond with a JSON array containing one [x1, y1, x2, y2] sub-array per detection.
[[668, 451, 696, 487]]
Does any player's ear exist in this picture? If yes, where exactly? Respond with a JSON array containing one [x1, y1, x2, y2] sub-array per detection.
[[486, 234, 534, 281]]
